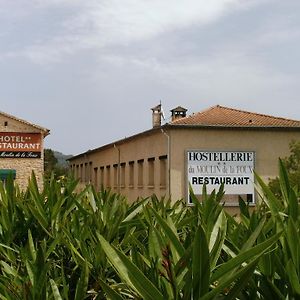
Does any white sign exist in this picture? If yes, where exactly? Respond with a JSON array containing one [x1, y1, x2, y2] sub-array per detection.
[[187, 151, 255, 205]]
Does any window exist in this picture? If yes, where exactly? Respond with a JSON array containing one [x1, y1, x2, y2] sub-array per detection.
[[94, 167, 98, 189], [129, 161, 134, 188], [106, 165, 111, 188], [159, 155, 167, 188], [89, 162, 93, 183], [113, 164, 118, 188], [100, 167, 104, 188], [84, 163, 88, 182], [137, 159, 144, 187], [148, 157, 155, 187], [80, 164, 83, 181], [4, 121, 8, 127], [120, 163, 126, 188], [76, 165, 79, 180]]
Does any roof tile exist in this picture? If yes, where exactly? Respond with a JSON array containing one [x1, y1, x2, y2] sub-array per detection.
[[171, 105, 300, 127]]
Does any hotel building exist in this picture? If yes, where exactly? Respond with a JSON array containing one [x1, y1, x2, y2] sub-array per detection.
[[69, 104, 300, 211], [0, 111, 49, 189]]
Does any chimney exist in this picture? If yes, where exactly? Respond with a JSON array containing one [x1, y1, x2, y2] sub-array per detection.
[[151, 104, 162, 128], [170, 106, 187, 122]]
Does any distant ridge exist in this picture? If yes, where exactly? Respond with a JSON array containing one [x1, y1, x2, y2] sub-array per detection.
[[53, 151, 73, 167]]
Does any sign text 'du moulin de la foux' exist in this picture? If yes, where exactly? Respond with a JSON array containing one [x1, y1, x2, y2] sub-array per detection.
[[0, 132, 42, 158], [187, 150, 255, 202]]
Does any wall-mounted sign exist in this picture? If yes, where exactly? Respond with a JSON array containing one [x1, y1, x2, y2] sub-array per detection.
[[187, 150, 255, 205], [0, 132, 42, 159]]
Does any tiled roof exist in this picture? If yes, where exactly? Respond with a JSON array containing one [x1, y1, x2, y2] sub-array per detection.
[[170, 105, 300, 128], [0, 111, 50, 135]]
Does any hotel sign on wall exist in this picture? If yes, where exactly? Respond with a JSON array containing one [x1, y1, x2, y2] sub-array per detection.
[[0, 132, 42, 159], [187, 150, 255, 205]]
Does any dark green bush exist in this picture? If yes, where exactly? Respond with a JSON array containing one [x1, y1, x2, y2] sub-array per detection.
[[0, 161, 298, 299]]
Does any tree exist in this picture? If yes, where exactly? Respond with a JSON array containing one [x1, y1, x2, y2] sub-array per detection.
[[268, 140, 300, 197], [44, 148, 69, 179]]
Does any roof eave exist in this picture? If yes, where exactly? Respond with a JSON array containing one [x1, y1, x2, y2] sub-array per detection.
[[68, 126, 165, 161], [0, 111, 50, 135], [43, 129, 51, 137], [68, 122, 300, 162]]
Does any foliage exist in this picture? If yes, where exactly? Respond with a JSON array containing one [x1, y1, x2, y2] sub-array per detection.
[[269, 140, 300, 197], [0, 162, 298, 299], [44, 148, 69, 180]]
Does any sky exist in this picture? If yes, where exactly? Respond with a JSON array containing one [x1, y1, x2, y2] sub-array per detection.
[[0, 0, 299, 155]]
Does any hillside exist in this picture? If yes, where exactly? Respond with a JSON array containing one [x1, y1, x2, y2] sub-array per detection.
[[53, 151, 73, 167]]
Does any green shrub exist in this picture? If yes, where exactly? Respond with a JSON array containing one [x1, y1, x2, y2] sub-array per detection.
[[0, 162, 298, 299]]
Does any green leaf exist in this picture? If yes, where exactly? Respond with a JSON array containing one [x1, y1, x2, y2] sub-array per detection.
[[0, 243, 19, 254], [51, 195, 67, 222], [148, 227, 164, 260], [220, 259, 258, 300], [28, 174, 49, 229], [286, 218, 300, 269], [86, 188, 97, 212], [28, 230, 36, 261], [32, 245, 48, 299], [241, 216, 266, 252], [261, 277, 286, 300], [211, 232, 281, 283], [257, 233, 272, 276], [28, 205, 51, 236], [74, 262, 89, 300], [286, 259, 300, 295], [239, 197, 250, 219], [98, 234, 164, 300], [0, 293, 9, 300], [278, 159, 291, 206], [64, 233, 88, 266], [50, 279, 63, 300], [99, 279, 124, 300], [255, 173, 283, 219], [209, 211, 227, 269], [150, 207, 185, 259], [174, 245, 192, 281], [45, 235, 61, 259], [201, 258, 259, 300], [0, 261, 19, 278], [192, 225, 210, 298], [25, 260, 35, 287], [61, 265, 69, 300], [122, 198, 149, 223], [288, 188, 299, 223]]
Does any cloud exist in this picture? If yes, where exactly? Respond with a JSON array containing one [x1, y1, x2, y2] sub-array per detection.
[[64, 0, 240, 41], [93, 43, 298, 110], [0, 0, 242, 64]]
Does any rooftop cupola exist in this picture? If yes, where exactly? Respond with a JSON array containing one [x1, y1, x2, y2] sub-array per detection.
[[151, 104, 163, 128], [171, 106, 187, 122]]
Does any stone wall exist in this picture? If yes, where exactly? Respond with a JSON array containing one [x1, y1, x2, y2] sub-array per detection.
[[0, 157, 44, 190], [0, 113, 48, 190]]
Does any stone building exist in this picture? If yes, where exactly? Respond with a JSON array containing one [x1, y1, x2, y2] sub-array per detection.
[[0, 111, 50, 189], [69, 105, 300, 211]]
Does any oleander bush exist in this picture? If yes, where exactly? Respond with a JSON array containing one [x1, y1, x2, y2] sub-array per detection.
[[0, 160, 298, 299]]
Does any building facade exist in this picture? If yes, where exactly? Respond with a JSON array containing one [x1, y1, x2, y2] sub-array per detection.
[[0, 111, 49, 189], [69, 105, 300, 210]]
